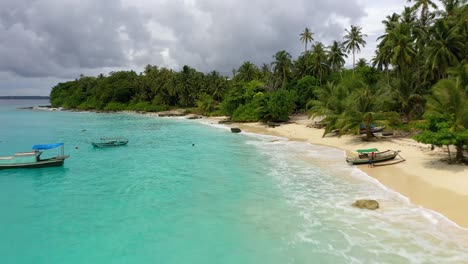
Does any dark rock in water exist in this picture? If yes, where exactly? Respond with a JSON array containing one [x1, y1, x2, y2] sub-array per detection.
[[17, 106, 34, 110], [187, 115, 202, 119], [231, 128, 242, 133], [352, 199, 379, 210]]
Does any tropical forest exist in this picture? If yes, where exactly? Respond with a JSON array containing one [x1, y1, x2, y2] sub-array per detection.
[[50, 1, 468, 162]]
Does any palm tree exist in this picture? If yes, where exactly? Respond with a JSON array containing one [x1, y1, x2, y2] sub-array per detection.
[[356, 58, 368, 68], [328, 41, 347, 79], [308, 42, 329, 85], [386, 21, 416, 75], [300, 27, 314, 53], [236, 61, 259, 82], [407, 0, 438, 26], [272, 50, 293, 89], [437, 0, 466, 18], [422, 64, 468, 161], [374, 15, 399, 81], [307, 82, 349, 136], [206, 71, 227, 102], [343, 25, 367, 75], [425, 19, 464, 79], [338, 84, 398, 140]]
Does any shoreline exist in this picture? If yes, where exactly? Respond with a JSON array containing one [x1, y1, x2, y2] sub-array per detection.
[[32, 107, 468, 228], [200, 115, 468, 229]]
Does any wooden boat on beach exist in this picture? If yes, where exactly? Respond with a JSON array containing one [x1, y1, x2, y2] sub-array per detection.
[[346, 148, 400, 165], [0, 143, 69, 169], [92, 137, 128, 148], [359, 126, 385, 134]]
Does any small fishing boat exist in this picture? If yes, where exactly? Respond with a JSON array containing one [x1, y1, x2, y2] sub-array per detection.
[[0, 143, 69, 169], [346, 148, 399, 165], [359, 126, 386, 134], [92, 137, 128, 148]]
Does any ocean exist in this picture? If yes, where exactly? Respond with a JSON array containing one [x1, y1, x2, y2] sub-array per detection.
[[0, 99, 467, 264]]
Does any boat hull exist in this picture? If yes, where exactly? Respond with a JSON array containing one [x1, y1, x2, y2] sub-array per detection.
[[346, 151, 398, 165], [92, 141, 128, 148], [0, 156, 69, 170]]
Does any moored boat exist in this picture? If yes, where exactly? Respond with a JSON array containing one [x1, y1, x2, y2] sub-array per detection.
[[346, 148, 399, 165], [0, 143, 69, 169], [92, 137, 128, 148]]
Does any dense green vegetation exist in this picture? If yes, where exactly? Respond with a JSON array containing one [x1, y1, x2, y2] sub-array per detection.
[[50, 1, 467, 162]]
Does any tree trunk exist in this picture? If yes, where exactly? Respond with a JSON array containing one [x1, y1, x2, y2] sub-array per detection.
[[447, 145, 452, 163], [455, 144, 465, 162], [365, 124, 374, 140], [352, 48, 355, 75]]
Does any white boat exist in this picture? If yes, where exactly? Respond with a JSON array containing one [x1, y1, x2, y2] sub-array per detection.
[[0, 143, 69, 169]]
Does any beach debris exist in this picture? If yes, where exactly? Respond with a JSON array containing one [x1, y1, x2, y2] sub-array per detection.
[[307, 121, 325, 129], [352, 199, 379, 210], [158, 109, 186, 117], [186, 115, 202, 119], [219, 119, 232, 124], [267, 121, 281, 128], [231, 128, 242, 133]]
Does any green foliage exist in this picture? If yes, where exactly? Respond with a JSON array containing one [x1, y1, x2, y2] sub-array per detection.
[[196, 94, 216, 114], [231, 92, 266, 122], [291, 76, 319, 111], [220, 80, 264, 116], [129, 102, 169, 112], [263, 89, 297, 122]]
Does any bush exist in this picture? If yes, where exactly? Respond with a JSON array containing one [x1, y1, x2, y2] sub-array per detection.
[[263, 89, 296, 122], [129, 102, 169, 112], [103, 102, 128, 111]]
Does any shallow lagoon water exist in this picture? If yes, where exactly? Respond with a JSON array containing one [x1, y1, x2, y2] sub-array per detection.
[[1, 100, 467, 264]]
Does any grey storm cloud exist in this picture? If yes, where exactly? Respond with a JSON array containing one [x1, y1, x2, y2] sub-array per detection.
[[0, 0, 367, 80], [148, 0, 366, 73], [0, 0, 156, 78], [0, 0, 396, 95]]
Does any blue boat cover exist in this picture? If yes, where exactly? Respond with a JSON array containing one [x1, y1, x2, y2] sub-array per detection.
[[32, 143, 64, 150]]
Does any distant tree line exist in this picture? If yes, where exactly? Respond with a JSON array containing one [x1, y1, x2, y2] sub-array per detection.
[[51, 1, 467, 162]]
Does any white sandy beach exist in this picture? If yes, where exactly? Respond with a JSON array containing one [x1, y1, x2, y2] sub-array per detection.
[[204, 114, 468, 228]]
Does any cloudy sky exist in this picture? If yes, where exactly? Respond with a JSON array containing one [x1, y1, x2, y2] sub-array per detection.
[[0, 0, 410, 96]]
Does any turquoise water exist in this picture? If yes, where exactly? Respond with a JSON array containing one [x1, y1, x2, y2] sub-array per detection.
[[1, 100, 467, 264]]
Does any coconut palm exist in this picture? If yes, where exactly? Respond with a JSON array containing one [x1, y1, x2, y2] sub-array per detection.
[[338, 84, 398, 140], [236, 61, 260, 82], [407, 0, 438, 26], [307, 82, 349, 136], [343, 25, 367, 75], [425, 19, 464, 79], [299, 27, 314, 53], [328, 41, 347, 79], [308, 42, 330, 85], [422, 64, 468, 160], [272, 50, 293, 89], [385, 21, 416, 74]]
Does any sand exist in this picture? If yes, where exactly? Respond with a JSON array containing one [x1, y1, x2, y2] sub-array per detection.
[[205, 115, 468, 228]]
